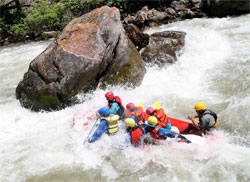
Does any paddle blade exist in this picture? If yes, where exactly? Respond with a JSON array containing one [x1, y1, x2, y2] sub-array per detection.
[[137, 102, 144, 109], [153, 101, 161, 110], [180, 134, 206, 145]]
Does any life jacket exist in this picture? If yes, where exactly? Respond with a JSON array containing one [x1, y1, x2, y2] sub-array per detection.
[[154, 108, 169, 127], [130, 127, 143, 145], [142, 112, 150, 122], [108, 96, 125, 117], [148, 122, 166, 140], [199, 109, 219, 129], [130, 107, 144, 122], [125, 109, 131, 118], [101, 114, 119, 135]]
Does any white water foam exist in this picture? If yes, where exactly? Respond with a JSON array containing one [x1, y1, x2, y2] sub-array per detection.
[[1, 14, 250, 182]]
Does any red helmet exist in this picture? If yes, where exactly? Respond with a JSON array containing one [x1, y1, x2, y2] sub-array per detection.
[[146, 107, 154, 115], [105, 92, 114, 101], [126, 103, 135, 111]]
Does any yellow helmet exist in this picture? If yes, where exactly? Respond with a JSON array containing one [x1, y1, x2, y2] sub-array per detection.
[[194, 102, 206, 111], [148, 116, 158, 126], [125, 118, 136, 128]]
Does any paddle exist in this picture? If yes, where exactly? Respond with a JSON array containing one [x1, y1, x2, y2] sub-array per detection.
[[83, 115, 100, 145], [143, 123, 205, 145], [153, 101, 161, 110]]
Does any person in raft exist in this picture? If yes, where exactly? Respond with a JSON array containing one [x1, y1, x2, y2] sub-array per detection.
[[105, 91, 126, 120], [182, 102, 219, 135], [125, 118, 146, 147], [145, 106, 171, 131], [125, 102, 144, 125], [87, 107, 120, 143], [145, 116, 178, 140]]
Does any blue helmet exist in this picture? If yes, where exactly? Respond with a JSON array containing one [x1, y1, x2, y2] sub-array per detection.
[[99, 107, 109, 116]]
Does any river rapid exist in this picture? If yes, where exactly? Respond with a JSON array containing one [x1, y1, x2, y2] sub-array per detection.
[[0, 14, 250, 182]]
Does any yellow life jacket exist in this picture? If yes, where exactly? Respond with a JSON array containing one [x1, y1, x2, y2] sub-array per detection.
[[101, 115, 119, 134]]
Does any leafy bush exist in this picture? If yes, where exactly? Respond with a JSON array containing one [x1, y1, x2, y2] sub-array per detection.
[[1, 0, 127, 41], [106, 0, 126, 10], [9, 23, 28, 37], [0, 10, 26, 38], [25, 0, 65, 32], [1, 0, 65, 39]]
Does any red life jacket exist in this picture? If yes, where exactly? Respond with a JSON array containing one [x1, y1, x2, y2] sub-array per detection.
[[134, 107, 143, 121], [128, 107, 144, 122], [114, 96, 125, 109], [108, 96, 125, 117], [130, 128, 143, 145], [125, 109, 131, 118], [108, 96, 124, 109], [148, 121, 166, 140], [142, 112, 150, 122], [154, 108, 169, 126]]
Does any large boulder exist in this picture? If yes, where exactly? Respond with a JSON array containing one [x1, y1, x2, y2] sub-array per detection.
[[123, 23, 150, 51], [16, 6, 146, 111], [141, 31, 186, 67], [124, 6, 168, 28], [124, 2, 206, 30]]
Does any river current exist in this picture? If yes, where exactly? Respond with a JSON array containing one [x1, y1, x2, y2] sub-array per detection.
[[0, 14, 250, 182]]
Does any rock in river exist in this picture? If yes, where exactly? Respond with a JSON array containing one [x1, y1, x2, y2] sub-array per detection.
[[16, 6, 146, 111]]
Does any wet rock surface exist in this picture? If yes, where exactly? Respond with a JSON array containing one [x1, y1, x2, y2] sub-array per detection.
[[16, 6, 146, 111], [141, 31, 186, 67]]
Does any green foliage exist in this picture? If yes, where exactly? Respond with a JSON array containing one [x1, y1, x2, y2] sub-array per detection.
[[9, 23, 28, 37], [106, 0, 126, 10], [25, 0, 65, 32], [0, 10, 26, 38], [1, 0, 127, 41], [0, 0, 65, 39]]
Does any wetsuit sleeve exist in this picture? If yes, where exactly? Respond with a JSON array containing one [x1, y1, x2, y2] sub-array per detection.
[[88, 120, 109, 143], [158, 128, 174, 137], [108, 102, 120, 115]]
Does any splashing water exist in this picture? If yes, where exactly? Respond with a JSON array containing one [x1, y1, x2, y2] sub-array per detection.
[[0, 14, 250, 182]]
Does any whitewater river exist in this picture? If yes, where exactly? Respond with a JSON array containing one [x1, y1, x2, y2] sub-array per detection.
[[0, 14, 250, 182]]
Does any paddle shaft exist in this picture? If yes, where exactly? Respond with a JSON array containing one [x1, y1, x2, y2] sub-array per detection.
[[83, 116, 100, 145]]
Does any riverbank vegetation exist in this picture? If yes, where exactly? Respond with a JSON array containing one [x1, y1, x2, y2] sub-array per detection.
[[1, 0, 249, 45], [0, 0, 129, 43]]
